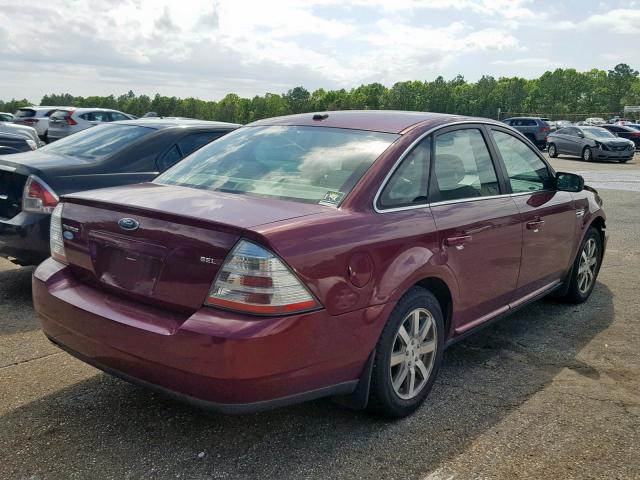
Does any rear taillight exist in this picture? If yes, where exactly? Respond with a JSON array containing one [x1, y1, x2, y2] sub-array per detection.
[[22, 175, 59, 213], [631, 132, 640, 138], [205, 240, 320, 315], [50, 203, 67, 264], [64, 113, 77, 125], [540, 126, 550, 133]]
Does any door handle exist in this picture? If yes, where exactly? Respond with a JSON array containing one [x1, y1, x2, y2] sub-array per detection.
[[525, 220, 545, 231], [444, 235, 472, 247]]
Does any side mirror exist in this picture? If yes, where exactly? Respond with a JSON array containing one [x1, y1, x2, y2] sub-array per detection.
[[556, 172, 584, 192], [577, 131, 584, 138]]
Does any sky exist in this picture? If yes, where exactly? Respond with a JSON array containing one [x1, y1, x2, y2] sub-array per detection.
[[1, 0, 640, 103]]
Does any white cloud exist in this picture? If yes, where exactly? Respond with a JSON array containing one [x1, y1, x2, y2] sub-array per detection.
[[493, 58, 561, 68], [0, 0, 637, 102], [552, 9, 640, 34]]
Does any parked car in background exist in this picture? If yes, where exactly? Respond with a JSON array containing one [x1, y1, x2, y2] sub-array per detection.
[[599, 124, 640, 150], [0, 132, 37, 155], [0, 118, 239, 265], [0, 112, 14, 122], [555, 120, 573, 129], [547, 126, 635, 162], [47, 108, 135, 142], [0, 120, 40, 145], [584, 117, 606, 126], [33, 111, 606, 418], [540, 118, 556, 132], [502, 117, 550, 149], [13, 106, 68, 141]]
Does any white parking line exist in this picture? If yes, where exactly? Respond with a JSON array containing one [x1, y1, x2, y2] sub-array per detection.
[[576, 171, 640, 192]]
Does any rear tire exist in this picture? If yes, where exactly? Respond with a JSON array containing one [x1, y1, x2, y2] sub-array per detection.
[[367, 287, 444, 418], [562, 227, 602, 303], [548, 143, 558, 158], [582, 146, 593, 162]]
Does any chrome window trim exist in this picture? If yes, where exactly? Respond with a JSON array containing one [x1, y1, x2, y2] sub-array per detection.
[[374, 119, 512, 214], [0, 165, 17, 172]]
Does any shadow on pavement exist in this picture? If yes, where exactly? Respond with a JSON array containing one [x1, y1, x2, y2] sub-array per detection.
[[0, 265, 37, 334], [0, 283, 614, 479]]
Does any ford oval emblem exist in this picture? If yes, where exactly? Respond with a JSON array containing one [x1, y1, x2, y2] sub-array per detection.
[[118, 218, 140, 231]]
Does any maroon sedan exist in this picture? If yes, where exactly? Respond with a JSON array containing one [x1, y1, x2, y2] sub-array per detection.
[[33, 111, 606, 417]]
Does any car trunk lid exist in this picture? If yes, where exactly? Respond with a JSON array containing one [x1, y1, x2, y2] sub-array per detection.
[[60, 183, 327, 315]]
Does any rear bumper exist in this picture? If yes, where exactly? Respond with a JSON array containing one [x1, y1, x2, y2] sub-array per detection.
[[0, 211, 51, 265], [33, 259, 387, 412]]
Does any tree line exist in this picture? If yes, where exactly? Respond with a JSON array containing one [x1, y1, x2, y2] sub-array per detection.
[[1, 64, 639, 123]]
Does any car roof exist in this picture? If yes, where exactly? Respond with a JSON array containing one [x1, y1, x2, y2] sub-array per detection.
[[504, 116, 543, 120], [111, 118, 241, 130], [246, 110, 486, 134], [18, 106, 68, 110]]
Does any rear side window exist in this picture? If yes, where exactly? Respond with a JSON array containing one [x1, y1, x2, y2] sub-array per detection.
[[15, 109, 36, 118], [110, 112, 130, 121], [157, 145, 182, 171], [491, 130, 553, 193], [378, 138, 430, 209], [177, 132, 224, 157], [430, 129, 500, 202]]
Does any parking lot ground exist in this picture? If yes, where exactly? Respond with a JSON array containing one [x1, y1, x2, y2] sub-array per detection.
[[0, 155, 639, 479]]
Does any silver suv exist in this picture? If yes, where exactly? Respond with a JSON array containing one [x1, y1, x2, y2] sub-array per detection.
[[502, 117, 551, 149], [13, 106, 67, 141], [47, 108, 134, 141]]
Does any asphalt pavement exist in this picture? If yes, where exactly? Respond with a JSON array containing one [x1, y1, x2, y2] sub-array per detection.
[[0, 153, 638, 479]]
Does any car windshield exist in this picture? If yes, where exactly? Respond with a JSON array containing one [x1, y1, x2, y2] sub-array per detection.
[[155, 125, 398, 205], [582, 127, 616, 139], [40, 123, 153, 160]]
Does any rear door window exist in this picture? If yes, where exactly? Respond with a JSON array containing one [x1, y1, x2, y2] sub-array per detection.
[[430, 128, 500, 202], [90, 111, 110, 122]]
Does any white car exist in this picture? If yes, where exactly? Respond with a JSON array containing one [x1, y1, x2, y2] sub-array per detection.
[[47, 108, 134, 141], [0, 112, 13, 122], [13, 106, 68, 141], [0, 121, 40, 145], [584, 117, 606, 126]]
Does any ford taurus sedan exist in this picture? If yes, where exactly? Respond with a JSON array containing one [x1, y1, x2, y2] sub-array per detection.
[[33, 111, 607, 417]]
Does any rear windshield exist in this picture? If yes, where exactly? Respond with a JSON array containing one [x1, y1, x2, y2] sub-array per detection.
[[50, 110, 72, 120], [15, 109, 36, 118], [40, 123, 153, 160], [582, 127, 615, 139], [155, 126, 398, 205]]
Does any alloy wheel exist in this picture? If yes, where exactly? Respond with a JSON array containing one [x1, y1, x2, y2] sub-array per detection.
[[583, 147, 592, 161], [577, 237, 598, 294], [389, 308, 437, 400], [548, 144, 556, 157]]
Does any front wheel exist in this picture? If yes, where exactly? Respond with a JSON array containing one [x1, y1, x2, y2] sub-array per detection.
[[582, 146, 593, 162], [367, 287, 444, 417], [562, 227, 602, 303], [548, 143, 558, 158]]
